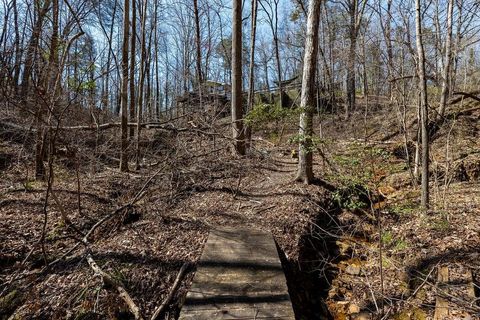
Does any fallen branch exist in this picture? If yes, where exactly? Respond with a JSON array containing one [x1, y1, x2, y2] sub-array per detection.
[[151, 262, 190, 320], [0, 120, 179, 132], [450, 91, 480, 104], [87, 254, 144, 320], [46, 165, 166, 268], [389, 74, 437, 83], [0, 120, 224, 140]]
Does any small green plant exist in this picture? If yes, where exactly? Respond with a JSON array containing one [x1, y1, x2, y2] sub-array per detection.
[[332, 183, 369, 211], [390, 202, 415, 216], [381, 231, 393, 246], [431, 212, 450, 232], [394, 239, 408, 251], [381, 231, 408, 251], [288, 134, 325, 153], [23, 179, 36, 191]]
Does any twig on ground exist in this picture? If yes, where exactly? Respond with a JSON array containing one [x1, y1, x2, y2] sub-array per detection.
[[151, 262, 190, 320], [87, 254, 144, 320], [409, 264, 438, 300], [47, 166, 165, 269]]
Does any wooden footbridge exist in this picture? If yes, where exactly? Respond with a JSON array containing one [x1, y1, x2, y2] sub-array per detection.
[[179, 228, 295, 319]]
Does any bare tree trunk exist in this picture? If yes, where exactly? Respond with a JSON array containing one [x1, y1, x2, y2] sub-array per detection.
[[273, 2, 283, 108], [231, 0, 246, 155], [129, 0, 137, 138], [385, 0, 393, 99], [120, 0, 130, 172], [21, 0, 51, 100], [451, 0, 463, 90], [12, 0, 21, 92], [135, 0, 147, 170], [204, 4, 213, 79], [415, 0, 429, 209], [153, 1, 160, 118], [245, 0, 258, 149], [414, 91, 421, 180], [361, 31, 369, 142], [263, 60, 270, 91], [274, 37, 283, 108], [437, 0, 454, 122], [343, 0, 366, 119], [49, 0, 59, 89], [33, 0, 55, 180], [296, 0, 321, 184], [193, 0, 203, 108], [258, 0, 283, 108], [346, 1, 356, 119], [105, 0, 118, 112]]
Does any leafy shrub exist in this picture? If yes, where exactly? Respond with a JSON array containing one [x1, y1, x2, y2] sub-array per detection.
[[332, 183, 369, 211], [245, 103, 299, 129], [288, 134, 326, 153]]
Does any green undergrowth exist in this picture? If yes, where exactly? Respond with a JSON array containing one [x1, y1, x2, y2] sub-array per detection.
[[326, 142, 398, 211]]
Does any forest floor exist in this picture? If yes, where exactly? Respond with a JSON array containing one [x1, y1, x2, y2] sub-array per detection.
[[0, 99, 479, 320]]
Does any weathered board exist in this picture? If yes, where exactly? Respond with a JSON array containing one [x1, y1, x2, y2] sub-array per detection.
[[179, 228, 295, 320], [434, 264, 477, 320], [434, 266, 449, 320]]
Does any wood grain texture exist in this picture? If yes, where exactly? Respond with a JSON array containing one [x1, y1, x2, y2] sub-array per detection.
[[179, 227, 295, 320]]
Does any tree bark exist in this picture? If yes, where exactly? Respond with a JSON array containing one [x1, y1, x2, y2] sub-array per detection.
[[258, 0, 283, 108], [105, 0, 118, 112], [21, 0, 51, 100], [12, 0, 21, 92], [296, 0, 321, 184], [245, 0, 258, 149], [415, 0, 429, 209], [437, 0, 454, 122], [231, 0, 246, 155], [345, 0, 359, 119], [346, 1, 357, 119], [385, 0, 393, 99], [135, 0, 147, 170], [120, 0, 131, 172], [193, 0, 203, 108], [129, 0, 137, 138]]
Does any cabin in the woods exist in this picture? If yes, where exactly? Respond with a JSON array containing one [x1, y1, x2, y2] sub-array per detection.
[[175, 80, 232, 117], [203, 80, 231, 97]]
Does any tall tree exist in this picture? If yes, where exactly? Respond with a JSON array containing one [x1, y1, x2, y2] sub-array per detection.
[[378, 0, 393, 99], [296, 0, 322, 184], [259, 0, 284, 108], [135, 0, 148, 170], [437, 0, 454, 122], [12, 0, 21, 91], [129, 0, 137, 137], [193, 0, 203, 106], [120, 0, 130, 172], [342, 0, 366, 119], [415, 0, 429, 209], [245, 0, 258, 148], [231, 0, 246, 155], [32, 0, 53, 180], [21, 0, 51, 100]]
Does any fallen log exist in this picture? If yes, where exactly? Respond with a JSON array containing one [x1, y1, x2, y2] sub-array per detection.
[[0, 120, 179, 132]]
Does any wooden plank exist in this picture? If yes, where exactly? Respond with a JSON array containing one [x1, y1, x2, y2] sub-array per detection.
[[179, 306, 294, 319], [434, 266, 449, 320], [434, 264, 478, 320], [179, 227, 295, 320]]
